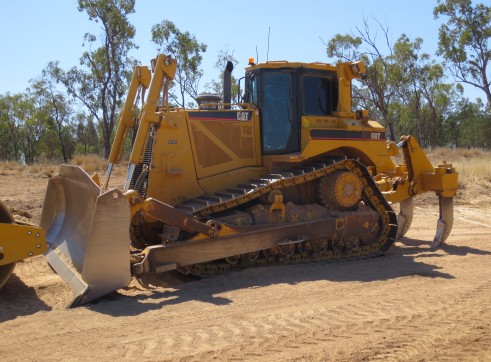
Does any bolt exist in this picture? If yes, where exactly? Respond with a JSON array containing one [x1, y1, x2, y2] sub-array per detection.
[[27, 231, 32, 235], [36, 233, 40, 237], [28, 252, 33, 256]]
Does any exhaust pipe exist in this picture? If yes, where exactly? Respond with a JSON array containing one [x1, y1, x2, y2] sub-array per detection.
[[223, 60, 233, 109]]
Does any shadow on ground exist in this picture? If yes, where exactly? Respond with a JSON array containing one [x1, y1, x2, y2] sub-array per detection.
[[0, 274, 51, 322], [86, 236, 491, 317]]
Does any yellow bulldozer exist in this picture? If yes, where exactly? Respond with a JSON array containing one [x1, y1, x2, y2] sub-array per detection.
[[0, 200, 47, 288], [1, 54, 458, 306]]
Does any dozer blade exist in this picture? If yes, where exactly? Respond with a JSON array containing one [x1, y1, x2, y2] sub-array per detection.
[[396, 197, 414, 240], [40, 165, 132, 307], [431, 196, 454, 250]]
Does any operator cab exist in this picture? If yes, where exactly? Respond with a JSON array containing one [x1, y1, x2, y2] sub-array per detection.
[[244, 62, 339, 155]]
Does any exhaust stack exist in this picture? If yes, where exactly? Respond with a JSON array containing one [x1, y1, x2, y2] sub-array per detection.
[[223, 61, 233, 109]]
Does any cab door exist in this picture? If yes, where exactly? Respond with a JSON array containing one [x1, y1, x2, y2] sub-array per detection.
[[259, 71, 299, 154]]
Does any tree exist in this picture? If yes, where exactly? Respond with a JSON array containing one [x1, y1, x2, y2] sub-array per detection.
[[205, 48, 240, 103], [0, 94, 23, 161], [31, 74, 75, 163], [76, 113, 99, 155], [326, 18, 418, 141], [445, 98, 491, 147], [151, 20, 207, 107], [394, 40, 457, 147], [46, 0, 137, 158], [434, 0, 491, 110], [326, 17, 457, 146], [0, 92, 46, 163]]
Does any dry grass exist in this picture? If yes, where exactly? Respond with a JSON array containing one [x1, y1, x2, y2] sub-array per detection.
[[425, 148, 491, 184], [419, 147, 491, 206], [0, 161, 25, 173], [28, 164, 58, 178], [1, 147, 489, 197], [70, 154, 108, 174]]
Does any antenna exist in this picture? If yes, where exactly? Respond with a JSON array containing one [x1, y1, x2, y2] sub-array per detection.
[[256, 45, 259, 63], [267, 26, 271, 62]]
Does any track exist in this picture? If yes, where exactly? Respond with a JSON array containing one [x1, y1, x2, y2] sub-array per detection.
[[177, 159, 398, 275]]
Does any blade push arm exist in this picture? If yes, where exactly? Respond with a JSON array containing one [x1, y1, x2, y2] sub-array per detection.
[[103, 65, 152, 189]]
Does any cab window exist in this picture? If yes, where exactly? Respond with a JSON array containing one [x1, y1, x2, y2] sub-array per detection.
[[261, 72, 293, 154], [302, 75, 337, 116]]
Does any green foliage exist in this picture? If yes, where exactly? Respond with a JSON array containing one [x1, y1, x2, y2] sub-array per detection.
[[444, 98, 491, 148], [75, 113, 100, 155], [205, 48, 240, 103], [434, 0, 491, 109], [30, 75, 76, 163], [326, 17, 458, 147], [1, 2, 491, 165], [45, 0, 137, 158], [151, 19, 207, 107]]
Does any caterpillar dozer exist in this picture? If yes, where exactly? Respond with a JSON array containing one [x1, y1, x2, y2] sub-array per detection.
[[37, 54, 457, 307], [0, 200, 47, 288]]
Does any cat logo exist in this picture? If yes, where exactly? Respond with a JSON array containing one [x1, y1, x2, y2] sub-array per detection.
[[237, 111, 250, 121]]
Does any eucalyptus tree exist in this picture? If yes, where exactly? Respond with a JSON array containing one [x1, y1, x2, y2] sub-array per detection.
[[31, 74, 75, 163], [0, 94, 23, 161], [76, 113, 100, 155], [151, 20, 207, 107], [326, 17, 455, 146], [434, 0, 491, 110], [205, 48, 240, 103], [46, 0, 137, 158], [326, 18, 417, 141]]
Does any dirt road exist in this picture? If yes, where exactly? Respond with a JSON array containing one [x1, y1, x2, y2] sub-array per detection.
[[1, 169, 490, 361]]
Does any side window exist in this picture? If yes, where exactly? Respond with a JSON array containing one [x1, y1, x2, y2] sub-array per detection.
[[245, 73, 258, 104], [303, 76, 337, 116], [250, 75, 257, 104]]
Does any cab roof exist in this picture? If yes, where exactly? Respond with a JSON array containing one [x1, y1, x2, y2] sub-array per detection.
[[245, 60, 337, 72]]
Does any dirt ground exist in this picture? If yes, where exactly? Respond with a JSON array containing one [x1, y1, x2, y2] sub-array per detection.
[[0, 166, 490, 361]]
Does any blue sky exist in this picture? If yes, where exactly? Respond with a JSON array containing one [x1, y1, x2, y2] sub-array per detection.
[[0, 0, 483, 100]]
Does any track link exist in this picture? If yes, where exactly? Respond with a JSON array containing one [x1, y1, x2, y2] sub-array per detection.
[[175, 159, 398, 277]]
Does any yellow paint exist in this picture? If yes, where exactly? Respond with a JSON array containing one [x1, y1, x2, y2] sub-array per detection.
[[0, 224, 47, 265]]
